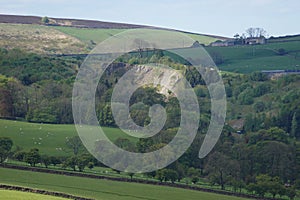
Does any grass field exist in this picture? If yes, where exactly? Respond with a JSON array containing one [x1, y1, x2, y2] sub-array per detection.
[[53, 26, 125, 44], [0, 119, 137, 156], [180, 33, 220, 46], [54, 26, 219, 46], [0, 168, 251, 200], [269, 35, 300, 42], [0, 190, 68, 200], [205, 40, 300, 73]]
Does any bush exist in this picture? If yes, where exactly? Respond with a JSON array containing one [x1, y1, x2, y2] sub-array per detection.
[[238, 89, 254, 105], [41, 155, 51, 168], [87, 162, 94, 170], [250, 72, 268, 81], [278, 48, 287, 56], [155, 169, 178, 183], [41, 16, 49, 24], [50, 156, 61, 166], [191, 176, 199, 184], [253, 101, 265, 112], [13, 151, 26, 161], [253, 83, 271, 97]]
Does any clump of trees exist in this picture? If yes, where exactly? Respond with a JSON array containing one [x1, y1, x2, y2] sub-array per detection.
[[234, 27, 267, 39], [278, 48, 287, 55], [247, 174, 296, 199], [24, 148, 41, 167], [61, 154, 93, 172], [245, 27, 267, 38], [156, 169, 178, 183], [0, 48, 78, 123]]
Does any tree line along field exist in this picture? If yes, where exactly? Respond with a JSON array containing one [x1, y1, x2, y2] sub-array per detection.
[[0, 119, 137, 156], [0, 168, 252, 200]]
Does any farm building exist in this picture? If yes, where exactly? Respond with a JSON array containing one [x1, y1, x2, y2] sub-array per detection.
[[210, 37, 266, 46], [244, 37, 266, 45], [211, 40, 235, 47]]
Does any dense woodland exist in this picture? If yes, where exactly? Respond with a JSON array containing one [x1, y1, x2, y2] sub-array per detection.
[[1, 47, 300, 199]]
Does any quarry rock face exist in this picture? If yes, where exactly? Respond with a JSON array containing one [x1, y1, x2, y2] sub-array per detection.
[[133, 65, 184, 97]]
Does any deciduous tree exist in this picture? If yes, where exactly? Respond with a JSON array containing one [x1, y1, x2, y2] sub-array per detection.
[[66, 136, 83, 155], [25, 148, 41, 167], [0, 137, 13, 163]]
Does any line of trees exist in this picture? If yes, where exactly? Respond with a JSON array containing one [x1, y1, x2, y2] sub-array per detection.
[[1, 135, 298, 199], [0, 136, 97, 172], [234, 27, 267, 39]]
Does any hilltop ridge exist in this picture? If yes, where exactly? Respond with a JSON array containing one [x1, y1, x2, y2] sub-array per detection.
[[0, 14, 228, 40]]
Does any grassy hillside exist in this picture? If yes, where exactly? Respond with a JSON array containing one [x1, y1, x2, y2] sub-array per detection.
[[53, 26, 221, 46], [0, 22, 220, 54], [53, 26, 125, 45], [0, 168, 251, 200], [0, 15, 299, 73], [205, 39, 300, 73], [184, 32, 222, 45], [0, 23, 86, 54], [0, 190, 68, 200], [0, 119, 137, 156]]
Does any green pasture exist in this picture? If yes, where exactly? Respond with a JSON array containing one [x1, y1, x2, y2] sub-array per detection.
[[0, 168, 251, 200], [220, 55, 300, 73], [205, 40, 300, 73], [0, 119, 137, 156], [0, 190, 68, 200], [53, 26, 219, 46], [53, 26, 125, 44], [184, 33, 219, 45], [269, 35, 300, 42]]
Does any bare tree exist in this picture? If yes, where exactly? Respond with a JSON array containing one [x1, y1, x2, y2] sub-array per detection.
[[246, 28, 256, 38], [255, 28, 267, 37], [245, 27, 266, 38]]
